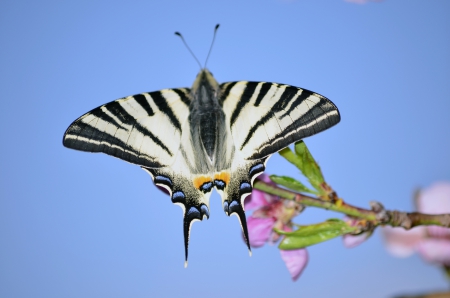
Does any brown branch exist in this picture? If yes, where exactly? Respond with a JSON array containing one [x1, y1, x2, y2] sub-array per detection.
[[388, 211, 450, 229], [253, 180, 450, 229]]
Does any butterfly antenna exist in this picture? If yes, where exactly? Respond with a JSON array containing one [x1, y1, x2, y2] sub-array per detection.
[[175, 31, 202, 70], [204, 24, 220, 68]]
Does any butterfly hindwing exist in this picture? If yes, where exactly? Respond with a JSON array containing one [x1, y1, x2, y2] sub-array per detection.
[[221, 81, 340, 160], [215, 156, 268, 253], [216, 81, 340, 251], [63, 88, 191, 168], [141, 109, 219, 266]]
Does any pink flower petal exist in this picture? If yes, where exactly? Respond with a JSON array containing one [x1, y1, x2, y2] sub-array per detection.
[[417, 182, 450, 214], [342, 217, 371, 248], [426, 225, 450, 239], [244, 174, 278, 210], [247, 216, 276, 247], [244, 190, 271, 210], [258, 174, 273, 184], [417, 239, 450, 266], [280, 249, 309, 281], [343, 233, 370, 248], [382, 226, 425, 257]]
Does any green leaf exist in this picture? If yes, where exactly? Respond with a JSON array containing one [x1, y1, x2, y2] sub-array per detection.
[[294, 141, 325, 191], [270, 175, 317, 195], [279, 147, 303, 169], [276, 219, 358, 250]]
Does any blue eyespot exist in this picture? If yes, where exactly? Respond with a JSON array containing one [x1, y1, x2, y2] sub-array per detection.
[[214, 180, 225, 190], [229, 200, 239, 209], [155, 175, 172, 187], [186, 206, 201, 221], [200, 205, 210, 218], [187, 206, 200, 216], [249, 163, 264, 177], [223, 201, 229, 213], [172, 191, 185, 203], [239, 182, 252, 193], [228, 200, 240, 213], [200, 182, 213, 193]]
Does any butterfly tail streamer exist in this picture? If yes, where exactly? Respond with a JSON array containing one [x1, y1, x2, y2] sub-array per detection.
[[142, 167, 212, 267], [221, 158, 268, 255], [183, 201, 210, 268], [227, 201, 252, 255]]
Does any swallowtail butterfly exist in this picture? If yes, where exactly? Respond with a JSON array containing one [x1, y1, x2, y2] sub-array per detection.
[[63, 27, 340, 266]]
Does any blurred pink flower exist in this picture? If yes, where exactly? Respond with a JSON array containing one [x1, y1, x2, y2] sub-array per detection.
[[343, 231, 372, 248], [382, 182, 450, 266], [245, 174, 308, 281], [342, 217, 373, 248]]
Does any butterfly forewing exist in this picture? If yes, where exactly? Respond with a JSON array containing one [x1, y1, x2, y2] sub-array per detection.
[[63, 88, 191, 168], [221, 81, 340, 160]]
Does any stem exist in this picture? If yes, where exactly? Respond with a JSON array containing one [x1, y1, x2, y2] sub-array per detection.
[[253, 180, 450, 229], [388, 211, 450, 229]]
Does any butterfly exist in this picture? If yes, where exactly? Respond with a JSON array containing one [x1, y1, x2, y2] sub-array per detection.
[[63, 30, 340, 267]]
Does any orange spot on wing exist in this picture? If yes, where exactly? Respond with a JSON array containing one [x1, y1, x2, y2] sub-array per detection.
[[214, 171, 230, 184], [193, 176, 212, 189]]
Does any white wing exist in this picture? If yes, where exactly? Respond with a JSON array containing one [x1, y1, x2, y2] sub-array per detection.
[[220, 81, 340, 160], [63, 88, 191, 168], [217, 81, 340, 251]]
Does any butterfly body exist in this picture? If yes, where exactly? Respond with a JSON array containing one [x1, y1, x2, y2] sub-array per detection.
[[63, 68, 340, 265]]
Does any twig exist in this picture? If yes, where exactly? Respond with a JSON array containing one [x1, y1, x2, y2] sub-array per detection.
[[253, 180, 450, 229]]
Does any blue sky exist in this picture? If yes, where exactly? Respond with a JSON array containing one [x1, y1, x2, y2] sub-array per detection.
[[1, 0, 449, 297]]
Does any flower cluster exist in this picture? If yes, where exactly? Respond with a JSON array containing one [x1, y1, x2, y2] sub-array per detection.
[[383, 182, 450, 267], [245, 175, 308, 281]]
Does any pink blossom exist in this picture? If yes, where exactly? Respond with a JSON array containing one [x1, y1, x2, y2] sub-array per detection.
[[280, 248, 309, 281], [247, 216, 276, 247], [342, 217, 373, 248], [343, 232, 371, 248], [245, 174, 307, 281], [382, 182, 450, 266]]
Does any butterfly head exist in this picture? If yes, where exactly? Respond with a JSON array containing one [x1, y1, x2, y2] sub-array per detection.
[[191, 68, 219, 95]]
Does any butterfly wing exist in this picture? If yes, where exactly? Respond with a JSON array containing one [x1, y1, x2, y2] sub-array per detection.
[[217, 81, 340, 250], [63, 88, 191, 168], [64, 86, 216, 266], [141, 113, 217, 267], [221, 81, 340, 160], [142, 159, 214, 267]]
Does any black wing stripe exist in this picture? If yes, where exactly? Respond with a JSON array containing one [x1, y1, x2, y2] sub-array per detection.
[[253, 83, 272, 107], [240, 111, 275, 150], [65, 103, 173, 157], [133, 94, 155, 116], [247, 100, 340, 159], [150, 91, 182, 131], [65, 119, 169, 166], [76, 118, 100, 152], [239, 86, 295, 150], [277, 86, 296, 110], [230, 82, 259, 127], [279, 89, 314, 119], [104, 101, 135, 125], [98, 102, 149, 156], [91, 107, 125, 129], [75, 128, 162, 167], [172, 88, 191, 107], [220, 82, 238, 105]]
